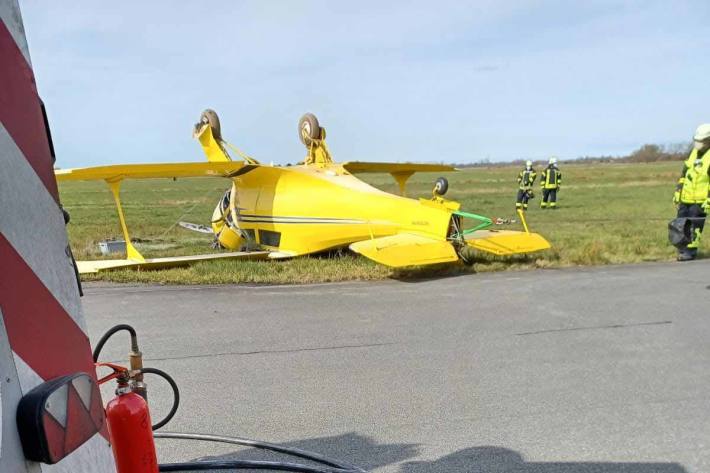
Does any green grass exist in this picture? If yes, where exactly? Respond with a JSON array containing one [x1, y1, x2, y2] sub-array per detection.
[[59, 161, 685, 284]]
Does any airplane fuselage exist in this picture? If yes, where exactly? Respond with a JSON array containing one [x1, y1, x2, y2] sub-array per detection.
[[213, 163, 457, 257]]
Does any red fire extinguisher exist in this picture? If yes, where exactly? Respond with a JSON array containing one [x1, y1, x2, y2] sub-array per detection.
[[100, 363, 159, 473]]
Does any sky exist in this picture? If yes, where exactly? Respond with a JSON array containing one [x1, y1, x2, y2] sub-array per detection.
[[19, 0, 710, 167]]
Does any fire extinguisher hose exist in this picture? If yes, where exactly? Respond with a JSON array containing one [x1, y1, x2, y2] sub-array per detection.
[[92, 324, 138, 361], [154, 432, 367, 473], [138, 367, 180, 430]]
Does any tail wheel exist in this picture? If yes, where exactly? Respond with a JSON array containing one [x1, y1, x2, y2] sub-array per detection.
[[298, 113, 321, 146], [433, 177, 449, 196], [200, 109, 222, 141]]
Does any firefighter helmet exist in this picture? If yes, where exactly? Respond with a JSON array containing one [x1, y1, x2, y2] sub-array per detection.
[[693, 124, 710, 142]]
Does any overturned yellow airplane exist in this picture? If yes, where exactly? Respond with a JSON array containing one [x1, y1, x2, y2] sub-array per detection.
[[55, 111, 550, 273]]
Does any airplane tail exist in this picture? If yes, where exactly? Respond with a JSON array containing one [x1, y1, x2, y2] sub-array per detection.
[[461, 208, 550, 256], [349, 233, 459, 267], [350, 230, 549, 268], [465, 230, 550, 256]]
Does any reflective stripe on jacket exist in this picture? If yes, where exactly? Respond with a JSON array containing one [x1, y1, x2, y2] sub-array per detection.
[[541, 166, 561, 189], [517, 169, 536, 188]]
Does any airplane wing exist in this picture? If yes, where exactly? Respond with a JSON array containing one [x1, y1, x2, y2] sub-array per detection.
[[76, 251, 270, 274], [342, 162, 456, 174], [465, 230, 551, 256], [55, 161, 247, 182], [349, 233, 459, 267], [55, 161, 266, 273], [342, 162, 456, 196]]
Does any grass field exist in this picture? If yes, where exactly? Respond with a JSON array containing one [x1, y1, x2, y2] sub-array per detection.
[[58, 161, 686, 284]]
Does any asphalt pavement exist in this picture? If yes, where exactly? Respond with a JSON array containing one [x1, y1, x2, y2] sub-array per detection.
[[83, 260, 710, 472]]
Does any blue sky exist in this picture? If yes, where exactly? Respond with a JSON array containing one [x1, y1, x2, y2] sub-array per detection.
[[20, 1, 710, 167]]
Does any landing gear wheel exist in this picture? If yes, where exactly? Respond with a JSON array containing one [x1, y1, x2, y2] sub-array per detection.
[[298, 113, 321, 146], [433, 177, 449, 196], [200, 109, 222, 141]]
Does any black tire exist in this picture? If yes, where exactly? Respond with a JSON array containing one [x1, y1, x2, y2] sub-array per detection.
[[434, 177, 449, 196], [201, 109, 222, 141], [298, 113, 320, 146]]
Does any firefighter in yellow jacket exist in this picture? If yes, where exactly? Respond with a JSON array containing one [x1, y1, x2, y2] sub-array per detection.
[[540, 157, 562, 208], [516, 160, 536, 210], [672, 124, 710, 261]]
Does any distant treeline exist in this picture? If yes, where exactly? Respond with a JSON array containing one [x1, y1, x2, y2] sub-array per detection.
[[454, 143, 691, 168]]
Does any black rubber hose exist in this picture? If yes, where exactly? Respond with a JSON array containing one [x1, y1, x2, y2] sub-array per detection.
[[159, 460, 356, 472], [154, 432, 367, 473], [139, 368, 180, 431], [92, 324, 138, 362]]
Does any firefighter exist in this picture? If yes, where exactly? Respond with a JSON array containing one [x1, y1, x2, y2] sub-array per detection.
[[516, 160, 536, 210], [672, 124, 710, 261], [540, 157, 562, 208]]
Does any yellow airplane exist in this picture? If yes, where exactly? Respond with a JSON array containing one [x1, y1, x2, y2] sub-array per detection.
[[55, 110, 550, 273]]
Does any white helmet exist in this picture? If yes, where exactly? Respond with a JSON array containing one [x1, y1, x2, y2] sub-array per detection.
[[525, 160, 532, 167], [549, 157, 558, 165], [694, 124, 710, 142]]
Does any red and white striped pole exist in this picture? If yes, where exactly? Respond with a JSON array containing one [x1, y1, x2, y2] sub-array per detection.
[[0, 1, 116, 471]]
